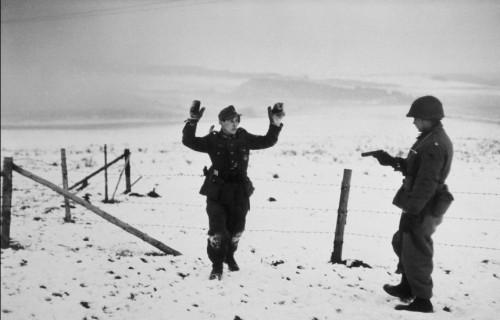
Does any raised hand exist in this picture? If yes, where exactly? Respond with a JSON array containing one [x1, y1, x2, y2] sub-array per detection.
[[268, 102, 285, 126], [271, 102, 285, 117], [189, 100, 206, 120]]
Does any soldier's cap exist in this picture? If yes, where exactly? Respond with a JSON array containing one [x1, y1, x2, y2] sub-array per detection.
[[218, 105, 242, 121]]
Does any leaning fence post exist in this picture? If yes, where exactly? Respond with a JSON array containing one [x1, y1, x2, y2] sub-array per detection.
[[12, 163, 181, 255], [104, 144, 109, 202], [331, 169, 352, 263], [61, 149, 72, 222], [124, 149, 131, 194], [1, 157, 13, 248]]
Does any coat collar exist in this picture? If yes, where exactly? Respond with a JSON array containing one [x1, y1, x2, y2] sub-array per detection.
[[417, 122, 443, 140], [218, 130, 236, 139], [218, 127, 243, 139]]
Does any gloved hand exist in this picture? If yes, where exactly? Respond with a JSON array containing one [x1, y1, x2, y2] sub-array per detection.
[[399, 212, 420, 233], [268, 102, 285, 126], [189, 100, 205, 120], [373, 151, 397, 167]]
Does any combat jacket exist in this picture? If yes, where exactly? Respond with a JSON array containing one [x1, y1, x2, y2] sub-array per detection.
[[182, 121, 283, 203], [393, 123, 453, 216]]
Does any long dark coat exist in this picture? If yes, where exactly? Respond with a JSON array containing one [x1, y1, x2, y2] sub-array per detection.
[[182, 121, 283, 203], [393, 123, 453, 216]]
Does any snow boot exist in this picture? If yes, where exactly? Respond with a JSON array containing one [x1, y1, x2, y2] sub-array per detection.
[[209, 263, 223, 280], [395, 297, 434, 313], [224, 255, 240, 272], [383, 274, 413, 300]]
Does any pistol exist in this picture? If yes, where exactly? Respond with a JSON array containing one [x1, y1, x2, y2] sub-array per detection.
[[361, 150, 384, 157]]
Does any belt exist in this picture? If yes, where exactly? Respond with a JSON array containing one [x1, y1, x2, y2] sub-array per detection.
[[213, 169, 246, 183]]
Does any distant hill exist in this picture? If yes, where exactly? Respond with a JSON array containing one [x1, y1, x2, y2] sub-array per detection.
[[229, 77, 411, 106], [2, 63, 498, 127]]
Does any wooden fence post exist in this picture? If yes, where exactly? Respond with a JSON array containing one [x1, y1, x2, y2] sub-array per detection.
[[331, 169, 352, 263], [1, 157, 13, 249], [124, 149, 131, 194], [61, 149, 72, 222], [104, 144, 109, 202]]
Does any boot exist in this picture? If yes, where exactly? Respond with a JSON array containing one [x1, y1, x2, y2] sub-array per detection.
[[224, 255, 240, 272], [383, 274, 413, 300], [209, 263, 223, 280], [395, 297, 433, 313]]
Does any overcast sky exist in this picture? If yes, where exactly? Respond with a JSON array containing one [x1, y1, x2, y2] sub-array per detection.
[[2, 0, 500, 124]]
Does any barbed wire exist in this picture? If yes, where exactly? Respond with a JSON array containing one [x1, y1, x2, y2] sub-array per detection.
[[434, 243, 500, 251], [253, 177, 338, 187], [121, 199, 333, 212], [345, 232, 500, 251], [351, 185, 500, 196], [26, 216, 500, 251], [124, 200, 204, 208], [350, 185, 398, 191], [350, 209, 500, 222], [244, 228, 333, 234], [119, 199, 500, 222], [128, 172, 500, 196], [11, 198, 499, 222], [450, 191, 500, 196], [13, 157, 83, 169], [444, 216, 500, 222], [13, 203, 500, 251], [350, 209, 400, 216]]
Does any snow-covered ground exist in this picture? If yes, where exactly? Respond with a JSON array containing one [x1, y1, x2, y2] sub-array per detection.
[[1, 105, 500, 320]]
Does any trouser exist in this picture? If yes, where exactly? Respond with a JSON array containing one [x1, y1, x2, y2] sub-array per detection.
[[391, 213, 443, 299], [206, 197, 250, 265]]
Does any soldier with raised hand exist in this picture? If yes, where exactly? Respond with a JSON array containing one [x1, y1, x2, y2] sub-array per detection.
[[182, 100, 285, 280], [366, 96, 454, 313]]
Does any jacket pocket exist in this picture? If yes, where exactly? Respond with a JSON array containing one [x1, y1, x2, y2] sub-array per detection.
[[431, 184, 454, 217], [403, 177, 414, 192], [392, 185, 410, 210], [199, 171, 224, 200], [243, 177, 255, 198]]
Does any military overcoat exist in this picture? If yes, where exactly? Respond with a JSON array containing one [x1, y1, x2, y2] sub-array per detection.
[[393, 123, 454, 216], [182, 121, 283, 203]]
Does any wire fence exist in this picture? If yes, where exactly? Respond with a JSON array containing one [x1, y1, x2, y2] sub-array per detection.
[[3, 156, 500, 252]]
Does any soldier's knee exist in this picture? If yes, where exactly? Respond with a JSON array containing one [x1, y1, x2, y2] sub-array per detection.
[[208, 232, 228, 249], [230, 232, 243, 245]]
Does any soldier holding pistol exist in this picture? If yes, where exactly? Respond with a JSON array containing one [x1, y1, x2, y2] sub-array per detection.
[[365, 96, 454, 313], [182, 100, 285, 280]]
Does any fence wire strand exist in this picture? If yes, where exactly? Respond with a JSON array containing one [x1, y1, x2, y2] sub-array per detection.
[[133, 172, 500, 196]]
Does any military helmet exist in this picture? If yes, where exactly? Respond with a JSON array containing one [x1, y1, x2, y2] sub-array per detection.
[[406, 96, 444, 120]]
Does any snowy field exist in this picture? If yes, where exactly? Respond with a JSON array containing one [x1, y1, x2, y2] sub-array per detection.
[[1, 105, 500, 320]]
